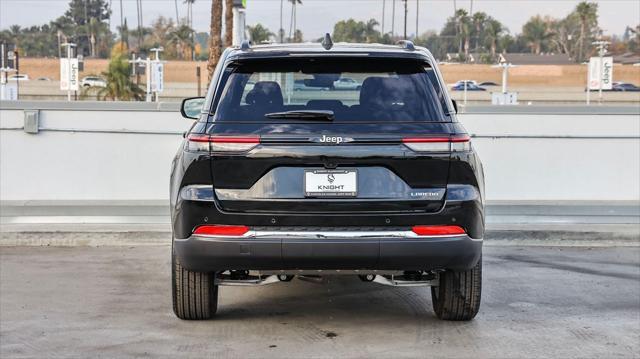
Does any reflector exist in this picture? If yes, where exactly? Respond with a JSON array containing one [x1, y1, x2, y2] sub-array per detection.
[[193, 225, 250, 236], [411, 225, 466, 236]]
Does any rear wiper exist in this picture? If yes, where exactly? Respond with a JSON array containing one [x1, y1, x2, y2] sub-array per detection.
[[264, 110, 334, 121]]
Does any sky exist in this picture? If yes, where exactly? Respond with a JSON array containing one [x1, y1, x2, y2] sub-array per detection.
[[1, 0, 638, 39]]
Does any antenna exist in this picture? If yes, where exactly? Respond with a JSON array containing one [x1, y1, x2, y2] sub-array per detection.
[[321, 33, 333, 50]]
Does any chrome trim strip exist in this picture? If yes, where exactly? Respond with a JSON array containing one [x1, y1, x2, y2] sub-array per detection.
[[190, 229, 470, 240], [180, 185, 215, 202]]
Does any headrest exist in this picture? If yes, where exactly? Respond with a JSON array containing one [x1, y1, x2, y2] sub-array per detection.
[[245, 81, 284, 107]]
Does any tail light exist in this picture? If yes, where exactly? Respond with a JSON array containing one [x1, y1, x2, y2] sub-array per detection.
[[187, 134, 260, 153], [411, 225, 466, 236], [193, 225, 249, 236], [402, 135, 470, 152]]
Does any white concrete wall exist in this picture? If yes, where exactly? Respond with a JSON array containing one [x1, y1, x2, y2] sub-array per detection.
[[1, 103, 639, 202]]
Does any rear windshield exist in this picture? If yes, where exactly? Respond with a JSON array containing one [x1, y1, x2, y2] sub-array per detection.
[[211, 58, 450, 122]]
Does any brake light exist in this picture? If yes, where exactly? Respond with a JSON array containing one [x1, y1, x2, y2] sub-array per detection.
[[402, 135, 470, 152], [411, 225, 466, 236], [193, 225, 249, 236], [186, 134, 260, 152]]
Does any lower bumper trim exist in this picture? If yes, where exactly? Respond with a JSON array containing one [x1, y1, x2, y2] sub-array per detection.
[[174, 232, 482, 273]]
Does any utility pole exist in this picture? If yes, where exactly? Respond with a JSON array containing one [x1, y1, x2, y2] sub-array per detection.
[[280, 0, 284, 43], [119, 0, 124, 50], [382, 0, 386, 35], [403, 0, 408, 39], [391, 0, 396, 38], [174, 0, 180, 25], [416, 0, 419, 39]]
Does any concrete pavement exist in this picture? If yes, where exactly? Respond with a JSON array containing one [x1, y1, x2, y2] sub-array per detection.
[[1, 242, 639, 358]]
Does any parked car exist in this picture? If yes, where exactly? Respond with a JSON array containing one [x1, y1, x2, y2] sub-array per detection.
[[611, 82, 640, 92], [479, 81, 499, 86], [173, 39, 484, 321], [293, 79, 329, 91], [36, 77, 52, 81], [8, 74, 29, 81], [81, 76, 107, 88], [332, 77, 362, 90], [452, 83, 486, 91], [453, 80, 478, 87]]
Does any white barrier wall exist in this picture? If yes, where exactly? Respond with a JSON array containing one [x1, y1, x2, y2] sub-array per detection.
[[1, 102, 639, 202]]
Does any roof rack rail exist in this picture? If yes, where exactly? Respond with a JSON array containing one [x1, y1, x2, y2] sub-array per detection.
[[396, 40, 415, 51], [240, 40, 251, 51]]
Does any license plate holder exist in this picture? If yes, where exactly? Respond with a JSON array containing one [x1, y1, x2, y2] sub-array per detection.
[[304, 169, 357, 197]]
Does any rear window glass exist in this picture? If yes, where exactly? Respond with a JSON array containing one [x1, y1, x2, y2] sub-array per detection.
[[211, 58, 450, 122]]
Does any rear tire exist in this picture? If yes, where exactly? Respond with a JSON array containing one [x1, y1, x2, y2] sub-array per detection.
[[172, 249, 218, 320], [431, 255, 482, 321]]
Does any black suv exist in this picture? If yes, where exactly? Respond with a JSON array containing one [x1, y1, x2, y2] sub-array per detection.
[[171, 39, 485, 321]]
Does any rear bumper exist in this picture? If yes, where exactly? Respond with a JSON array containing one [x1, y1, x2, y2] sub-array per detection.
[[174, 230, 482, 273]]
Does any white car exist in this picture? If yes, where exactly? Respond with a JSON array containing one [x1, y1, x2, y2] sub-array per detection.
[[8, 74, 29, 81], [81, 76, 107, 88], [453, 80, 478, 88], [333, 77, 362, 90]]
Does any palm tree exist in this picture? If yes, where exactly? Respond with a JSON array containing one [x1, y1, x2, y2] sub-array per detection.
[[247, 24, 274, 44], [576, 1, 598, 62], [9, 25, 21, 48], [522, 15, 553, 54], [225, 0, 234, 47], [288, 0, 302, 41], [472, 12, 487, 51], [207, 0, 223, 81], [184, 0, 196, 60], [91, 53, 144, 101], [455, 9, 470, 58], [364, 19, 380, 43], [484, 18, 504, 59], [169, 24, 194, 59]]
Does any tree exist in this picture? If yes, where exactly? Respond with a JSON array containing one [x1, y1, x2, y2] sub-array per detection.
[[522, 15, 554, 54], [208, 0, 223, 81], [472, 12, 488, 51], [224, 0, 233, 47], [89, 51, 144, 101], [332, 18, 381, 43], [288, 0, 302, 41], [184, 0, 197, 60], [168, 24, 195, 59], [63, 0, 111, 56], [484, 18, 505, 59], [364, 19, 381, 43], [575, 1, 598, 62], [455, 9, 471, 58], [247, 24, 274, 44]]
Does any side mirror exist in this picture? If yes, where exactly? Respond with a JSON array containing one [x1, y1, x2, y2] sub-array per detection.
[[180, 97, 206, 119], [450, 99, 458, 114]]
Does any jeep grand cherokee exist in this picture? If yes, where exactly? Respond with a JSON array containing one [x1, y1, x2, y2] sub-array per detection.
[[171, 38, 485, 321]]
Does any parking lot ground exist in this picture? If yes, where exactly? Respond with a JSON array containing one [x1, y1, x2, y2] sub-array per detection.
[[1, 243, 639, 358]]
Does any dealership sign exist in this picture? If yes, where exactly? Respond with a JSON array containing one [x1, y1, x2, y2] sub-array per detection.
[[151, 62, 164, 93], [588, 57, 613, 90], [60, 58, 79, 91]]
